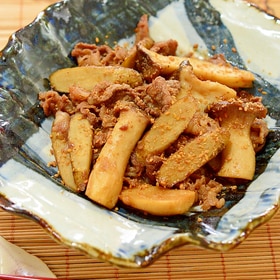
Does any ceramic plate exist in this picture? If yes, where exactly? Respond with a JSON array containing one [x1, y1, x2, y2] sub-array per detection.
[[0, 0, 280, 268]]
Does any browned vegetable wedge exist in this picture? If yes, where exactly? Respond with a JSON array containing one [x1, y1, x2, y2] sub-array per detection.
[[86, 105, 149, 209], [157, 128, 230, 187], [68, 112, 93, 191], [177, 61, 237, 109], [51, 111, 77, 191], [135, 95, 198, 164], [119, 183, 196, 216], [50, 66, 143, 92], [122, 37, 154, 68], [136, 45, 254, 88], [210, 98, 267, 180]]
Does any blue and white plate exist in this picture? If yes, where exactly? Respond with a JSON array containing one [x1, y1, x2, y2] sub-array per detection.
[[0, 0, 280, 268]]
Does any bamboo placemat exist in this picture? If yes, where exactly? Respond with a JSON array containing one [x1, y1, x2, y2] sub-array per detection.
[[1, 1, 280, 279]]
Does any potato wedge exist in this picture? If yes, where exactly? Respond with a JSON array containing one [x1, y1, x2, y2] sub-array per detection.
[[135, 95, 198, 164], [157, 128, 230, 187], [177, 61, 237, 108], [119, 183, 196, 216], [86, 105, 149, 209], [51, 111, 77, 191], [50, 66, 143, 93], [136, 45, 254, 88], [68, 112, 93, 191]]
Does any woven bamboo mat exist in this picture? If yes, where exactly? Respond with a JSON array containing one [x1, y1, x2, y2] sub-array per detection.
[[1, 1, 280, 279], [1, 208, 280, 279]]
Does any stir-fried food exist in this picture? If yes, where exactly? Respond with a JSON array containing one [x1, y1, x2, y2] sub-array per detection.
[[39, 15, 268, 216]]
